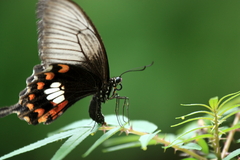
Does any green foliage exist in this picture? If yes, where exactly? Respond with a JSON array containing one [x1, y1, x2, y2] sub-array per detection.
[[0, 91, 240, 160], [169, 91, 240, 159]]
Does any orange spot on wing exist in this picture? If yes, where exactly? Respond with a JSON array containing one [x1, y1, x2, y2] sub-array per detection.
[[38, 100, 68, 123], [28, 94, 35, 101], [58, 64, 69, 73], [58, 100, 68, 110], [44, 72, 55, 80], [37, 82, 45, 90], [26, 103, 34, 110], [23, 116, 30, 123], [38, 115, 48, 123], [34, 108, 45, 117], [50, 101, 58, 106], [52, 111, 63, 120], [49, 100, 68, 116]]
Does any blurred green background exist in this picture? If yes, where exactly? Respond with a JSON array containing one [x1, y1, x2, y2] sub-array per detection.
[[0, 0, 240, 159]]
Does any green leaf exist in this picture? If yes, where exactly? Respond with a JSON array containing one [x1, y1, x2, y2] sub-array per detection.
[[223, 148, 240, 160], [51, 124, 99, 160], [181, 158, 197, 160], [218, 90, 240, 111], [166, 133, 213, 149], [220, 124, 240, 135], [103, 142, 142, 152], [171, 117, 212, 127], [206, 153, 217, 159], [103, 135, 140, 147], [48, 119, 93, 136], [181, 103, 212, 110], [209, 96, 218, 109], [179, 143, 201, 150], [219, 104, 240, 117], [158, 133, 177, 142], [105, 115, 128, 126], [0, 129, 77, 160], [175, 111, 214, 120], [221, 109, 240, 122], [139, 130, 161, 150], [196, 138, 209, 154], [237, 139, 240, 143], [82, 126, 122, 157], [126, 120, 158, 133]]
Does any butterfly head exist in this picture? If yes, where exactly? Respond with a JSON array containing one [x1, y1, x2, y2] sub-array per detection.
[[112, 77, 122, 90], [108, 76, 123, 99]]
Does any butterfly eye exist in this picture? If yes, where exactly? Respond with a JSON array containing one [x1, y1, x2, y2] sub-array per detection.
[[115, 77, 122, 84]]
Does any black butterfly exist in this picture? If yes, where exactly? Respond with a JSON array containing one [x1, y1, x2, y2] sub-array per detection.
[[0, 0, 152, 125]]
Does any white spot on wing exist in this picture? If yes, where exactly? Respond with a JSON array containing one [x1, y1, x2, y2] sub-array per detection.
[[53, 95, 65, 104], [44, 88, 60, 94], [50, 82, 61, 88], [46, 90, 64, 100], [44, 82, 66, 104], [44, 65, 53, 72]]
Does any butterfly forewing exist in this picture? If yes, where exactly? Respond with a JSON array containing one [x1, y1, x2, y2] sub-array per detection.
[[37, 0, 109, 82]]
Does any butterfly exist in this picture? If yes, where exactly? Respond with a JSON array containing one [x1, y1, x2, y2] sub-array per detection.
[[0, 0, 152, 125]]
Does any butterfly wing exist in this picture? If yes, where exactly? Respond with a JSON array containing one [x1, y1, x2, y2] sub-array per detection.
[[0, 0, 109, 125], [19, 64, 102, 125], [37, 0, 109, 82]]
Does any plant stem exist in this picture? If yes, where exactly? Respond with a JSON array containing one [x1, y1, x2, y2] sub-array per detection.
[[221, 112, 240, 158], [213, 110, 222, 160], [101, 126, 207, 160], [130, 129, 207, 160]]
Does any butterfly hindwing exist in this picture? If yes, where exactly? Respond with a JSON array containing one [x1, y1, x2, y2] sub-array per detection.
[[16, 64, 100, 125]]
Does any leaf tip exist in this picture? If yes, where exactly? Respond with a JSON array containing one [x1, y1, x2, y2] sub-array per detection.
[[142, 147, 147, 151]]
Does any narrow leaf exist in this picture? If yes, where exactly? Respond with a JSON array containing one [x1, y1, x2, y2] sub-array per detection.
[[223, 148, 240, 160], [179, 143, 201, 150], [139, 130, 161, 150], [181, 158, 198, 160], [126, 120, 158, 133], [165, 133, 213, 149], [181, 103, 212, 110], [82, 126, 122, 157], [103, 135, 140, 147], [196, 138, 209, 154], [48, 119, 93, 136], [171, 117, 212, 127], [51, 125, 98, 160], [218, 91, 240, 111], [175, 111, 214, 119], [209, 96, 218, 109], [220, 124, 240, 135], [0, 129, 77, 160], [103, 142, 141, 152], [219, 104, 240, 116], [105, 115, 128, 126]]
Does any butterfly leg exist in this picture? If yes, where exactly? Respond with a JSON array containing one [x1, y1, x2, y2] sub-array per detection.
[[115, 95, 129, 126]]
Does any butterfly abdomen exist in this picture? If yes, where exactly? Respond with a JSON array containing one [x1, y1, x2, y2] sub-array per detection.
[[0, 104, 22, 118]]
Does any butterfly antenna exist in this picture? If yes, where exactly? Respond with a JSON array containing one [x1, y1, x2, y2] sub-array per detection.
[[120, 61, 154, 77]]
